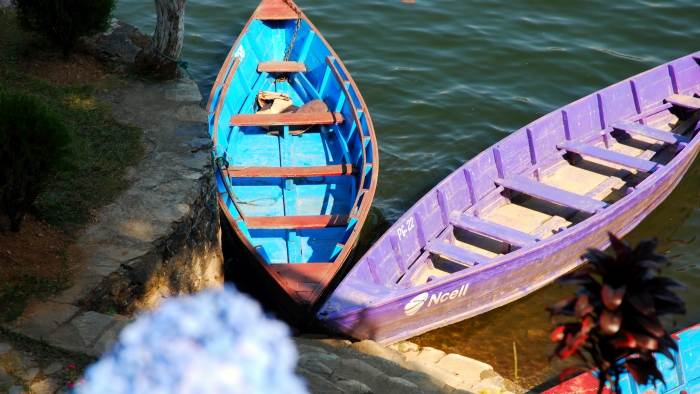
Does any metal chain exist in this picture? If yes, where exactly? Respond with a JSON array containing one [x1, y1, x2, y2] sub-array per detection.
[[282, 0, 302, 62]]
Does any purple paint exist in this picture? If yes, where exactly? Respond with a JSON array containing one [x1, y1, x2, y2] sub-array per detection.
[[526, 128, 538, 165], [316, 52, 700, 345], [558, 140, 660, 173]]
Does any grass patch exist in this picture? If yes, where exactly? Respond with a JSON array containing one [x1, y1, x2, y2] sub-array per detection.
[[0, 11, 144, 230], [0, 272, 72, 323], [0, 10, 142, 326]]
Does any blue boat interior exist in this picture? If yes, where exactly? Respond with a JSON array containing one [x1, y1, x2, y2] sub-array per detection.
[[209, 16, 375, 266]]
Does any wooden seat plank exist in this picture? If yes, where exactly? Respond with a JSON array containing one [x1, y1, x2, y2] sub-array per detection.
[[254, 0, 298, 20], [496, 175, 608, 215], [225, 164, 355, 178], [246, 214, 349, 229], [230, 112, 343, 127], [666, 94, 700, 110], [258, 61, 307, 73], [449, 212, 538, 248], [611, 119, 690, 145], [558, 140, 660, 173], [425, 240, 490, 265]]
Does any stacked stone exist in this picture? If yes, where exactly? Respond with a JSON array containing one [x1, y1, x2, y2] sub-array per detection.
[[294, 336, 517, 394], [0, 341, 67, 394]]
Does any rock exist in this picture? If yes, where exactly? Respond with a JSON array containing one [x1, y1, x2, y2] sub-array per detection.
[[177, 105, 206, 123], [401, 370, 448, 393], [392, 341, 420, 355], [302, 360, 333, 378], [296, 367, 347, 394], [350, 340, 406, 364], [462, 378, 510, 394], [20, 367, 40, 382], [30, 379, 62, 394], [91, 318, 131, 356], [297, 344, 329, 355], [17, 301, 79, 340], [0, 366, 15, 387], [316, 338, 352, 349], [335, 380, 373, 394], [8, 386, 24, 394], [42, 362, 63, 376], [400, 360, 462, 388], [412, 347, 446, 364], [332, 358, 386, 386], [165, 77, 203, 102], [480, 369, 500, 380], [72, 312, 115, 347], [336, 352, 406, 378], [94, 20, 141, 63], [299, 351, 341, 372], [435, 353, 492, 383], [293, 337, 343, 353], [0, 342, 11, 354], [481, 376, 505, 389], [14, 352, 38, 369]]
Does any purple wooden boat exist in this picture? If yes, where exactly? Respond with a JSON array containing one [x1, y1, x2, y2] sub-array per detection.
[[316, 52, 700, 345]]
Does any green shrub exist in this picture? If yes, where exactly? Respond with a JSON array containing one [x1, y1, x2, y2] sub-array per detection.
[[12, 0, 116, 56], [0, 91, 72, 232]]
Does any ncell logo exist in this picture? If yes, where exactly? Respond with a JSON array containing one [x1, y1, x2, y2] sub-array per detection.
[[403, 284, 469, 316]]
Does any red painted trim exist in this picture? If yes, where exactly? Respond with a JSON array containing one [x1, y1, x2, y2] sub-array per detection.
[[254, 0, 298, 20], [230, 112, 344, 126], [225, 164, 355, 178], [258, 61, 307, 73], [246, 215, 349, 229]]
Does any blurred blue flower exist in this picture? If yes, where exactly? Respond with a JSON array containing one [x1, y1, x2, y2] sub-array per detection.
[[75, 285, 308, 394]]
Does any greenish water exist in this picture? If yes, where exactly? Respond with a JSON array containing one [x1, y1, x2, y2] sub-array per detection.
[[115, 0, 700, 389]]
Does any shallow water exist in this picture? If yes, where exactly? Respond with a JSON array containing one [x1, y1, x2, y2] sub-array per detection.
[[115, 0, 700, 389]]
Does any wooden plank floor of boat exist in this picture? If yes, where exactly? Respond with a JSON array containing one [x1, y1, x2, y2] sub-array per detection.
[[451, 112, 686, 261]]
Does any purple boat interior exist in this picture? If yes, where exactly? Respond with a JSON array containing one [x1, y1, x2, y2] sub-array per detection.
[[317, 52, 700, 344]]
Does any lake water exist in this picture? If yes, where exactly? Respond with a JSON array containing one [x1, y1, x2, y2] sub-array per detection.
[[115, 0, 700, 390]]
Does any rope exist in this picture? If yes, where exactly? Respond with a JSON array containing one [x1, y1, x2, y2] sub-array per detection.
[[150, 36, 195, 81]]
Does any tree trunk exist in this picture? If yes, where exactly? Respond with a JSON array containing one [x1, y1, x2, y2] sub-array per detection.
[[135, 0, 187, 79]]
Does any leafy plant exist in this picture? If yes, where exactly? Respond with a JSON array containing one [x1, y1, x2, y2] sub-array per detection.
[[12, 0, 116, 56], [0, 90, 72, 232], [548, 233, 686, 393]]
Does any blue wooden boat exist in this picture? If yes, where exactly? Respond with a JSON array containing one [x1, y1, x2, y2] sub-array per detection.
[[543, 323, 700, 394], [207, 0, 378, 324], [316, 52, 700, 344]]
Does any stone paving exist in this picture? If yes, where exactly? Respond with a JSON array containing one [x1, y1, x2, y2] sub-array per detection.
[[293, 336, 526, 394], [0, 341, 66, 394], [0, 334, 527, 394]]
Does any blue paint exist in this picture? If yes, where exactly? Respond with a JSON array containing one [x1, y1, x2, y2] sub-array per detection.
[[209, 16, 374, 265]]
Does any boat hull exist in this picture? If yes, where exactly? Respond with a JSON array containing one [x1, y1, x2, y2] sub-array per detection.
[[543, 323, 700, 394], [209, 0, 378, 325], [317, 52, 700, 344]]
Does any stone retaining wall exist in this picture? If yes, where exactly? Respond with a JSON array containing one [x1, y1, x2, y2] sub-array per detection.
[[2, 20, 223, 357]]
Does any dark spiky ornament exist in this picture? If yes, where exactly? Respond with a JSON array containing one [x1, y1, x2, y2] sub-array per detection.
[[548, 233, 686, 394]]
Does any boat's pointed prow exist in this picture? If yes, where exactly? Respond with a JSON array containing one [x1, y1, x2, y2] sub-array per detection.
[[254, 0, 299, 20]]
